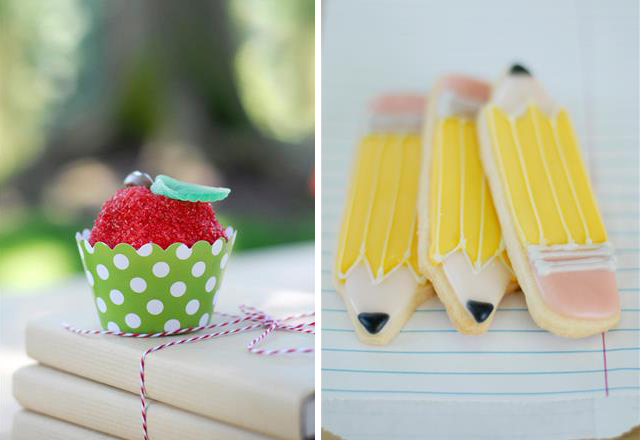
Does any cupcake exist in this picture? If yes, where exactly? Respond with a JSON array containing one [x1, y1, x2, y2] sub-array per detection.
[[76, 171, 236, 333]]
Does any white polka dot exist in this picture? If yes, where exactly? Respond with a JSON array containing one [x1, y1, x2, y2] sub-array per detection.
[[113, 254, 129, 270], [107, 321, 120, 332], [232, 231, 237, 245], [146, 299, 164, 315], [110, 289, 124, 305], [130, 277, 147, 293], [220, 253, 229, 269], [96, 264, 109, 280], [186, 299, 200, 315], [84, 241, 94, 254], [96, 297, 107, 313], [152, 262, 170, 278], [211, 239, 223, 256], [85, 270, 94, 286], [199, 313, 210, 327], [170, 281, 186, 297], [137, 243, 153, 256], [205, 276, 217, 292], [191, 261, 205, 277], [164, 319, 180, 332], [176, 244, 192, 260], [225, 226, 233, 238], [125, 313, 141, 328], [78, 243, 84, 260], [213, 293, 220, 306]]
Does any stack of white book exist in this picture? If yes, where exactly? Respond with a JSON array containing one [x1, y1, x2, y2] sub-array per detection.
[[12, 292, 314, 440]]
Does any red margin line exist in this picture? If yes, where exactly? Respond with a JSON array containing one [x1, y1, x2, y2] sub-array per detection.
[[601, 332, 610, 397]]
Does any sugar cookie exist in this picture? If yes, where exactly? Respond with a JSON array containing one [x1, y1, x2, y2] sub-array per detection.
[[418, 75, 516, 334], [334, 95, 432, 345], [476, 65, 620, 338]]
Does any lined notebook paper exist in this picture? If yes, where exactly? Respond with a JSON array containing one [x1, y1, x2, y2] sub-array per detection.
[[321, 0, 639, 438]]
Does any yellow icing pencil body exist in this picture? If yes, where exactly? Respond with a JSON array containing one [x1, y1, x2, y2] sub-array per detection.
[[334, 95, 432, 345], [418, 75, 516, 334], [476, 65, 620, 338]]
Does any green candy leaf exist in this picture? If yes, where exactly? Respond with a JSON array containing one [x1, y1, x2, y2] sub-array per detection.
[[150, 175, 230, 202]]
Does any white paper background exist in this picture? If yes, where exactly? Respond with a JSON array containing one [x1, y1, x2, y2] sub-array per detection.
[[321, 0, 639, 438]]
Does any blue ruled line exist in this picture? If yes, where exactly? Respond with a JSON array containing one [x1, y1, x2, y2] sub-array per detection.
[[321, 347, 640, 355], [322, 328, 640, 334], [321, 307, 640, 313], [322, 367, 640, 376], [321, 386, 640, 396]]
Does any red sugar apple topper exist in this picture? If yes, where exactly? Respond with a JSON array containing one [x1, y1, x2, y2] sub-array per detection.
[[90, 171, 231, 249]]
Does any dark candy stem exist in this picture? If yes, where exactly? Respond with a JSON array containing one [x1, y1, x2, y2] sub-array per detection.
[[124, 171, 153, 188]]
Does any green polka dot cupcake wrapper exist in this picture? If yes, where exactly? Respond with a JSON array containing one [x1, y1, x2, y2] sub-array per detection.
[[76, 227, 236, 333]]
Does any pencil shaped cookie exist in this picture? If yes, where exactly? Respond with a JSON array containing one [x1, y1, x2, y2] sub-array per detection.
[[476, 64, 620, 338], [417, 75, 516, 334], [334, 95, 432, 345]]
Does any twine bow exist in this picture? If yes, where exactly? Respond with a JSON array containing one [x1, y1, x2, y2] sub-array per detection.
[[63, 305, 314, 440]]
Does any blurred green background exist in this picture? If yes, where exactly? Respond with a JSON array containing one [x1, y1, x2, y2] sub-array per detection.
[[0, 0, 315, 291]]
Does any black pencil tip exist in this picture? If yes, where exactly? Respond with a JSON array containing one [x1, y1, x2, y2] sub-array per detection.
[[357, 312, 389, 334], [509, 64, 531, 76], [466, 300, 495, 323]]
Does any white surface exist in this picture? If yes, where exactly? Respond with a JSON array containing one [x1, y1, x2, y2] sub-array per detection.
[[324, 396, 639, 440], [321, 0, 639, 439], [0, 242, 313, 436]]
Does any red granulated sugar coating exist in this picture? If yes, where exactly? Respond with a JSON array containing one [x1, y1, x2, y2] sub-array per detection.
[[90, 186, 226, 249]]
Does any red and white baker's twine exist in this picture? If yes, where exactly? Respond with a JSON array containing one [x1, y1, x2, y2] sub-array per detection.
[[62, 305, 314, 440]]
